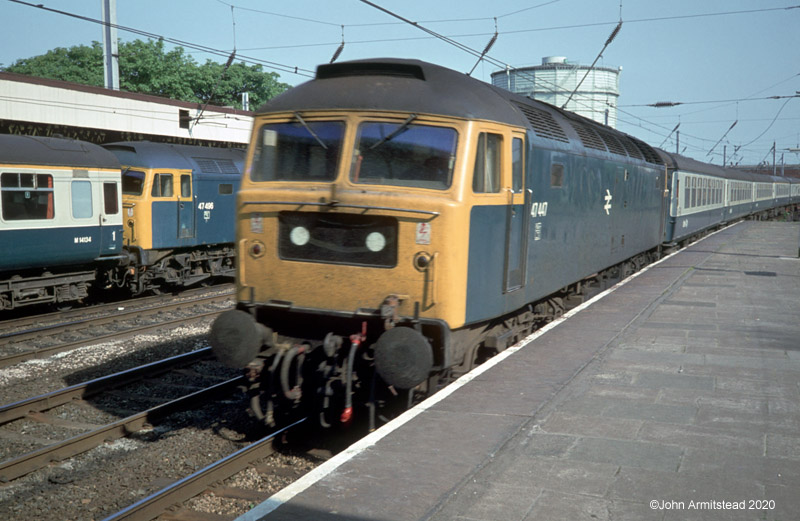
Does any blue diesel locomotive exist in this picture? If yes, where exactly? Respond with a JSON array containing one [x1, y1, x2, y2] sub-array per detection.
[[105, 141, 245, 295], [210, 58, 798, 428]]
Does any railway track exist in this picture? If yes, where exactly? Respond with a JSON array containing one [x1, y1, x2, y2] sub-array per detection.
[[0, 349, 242, 482], [0, 284, 234, 333], [102, 418, 306, 521], [0, 286, 234, 368]]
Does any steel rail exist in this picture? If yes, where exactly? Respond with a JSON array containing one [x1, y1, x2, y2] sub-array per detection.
[[101, 417, 306, 521], [0, 347, 214, 424], [0, 376, 245, 482], [0, 290, 233, 347], [0, 284, 234, 334], [0, 299, 231, 369]]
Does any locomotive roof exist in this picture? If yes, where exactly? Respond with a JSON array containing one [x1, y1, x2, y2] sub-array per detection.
[[0, 134, 120, 170], [259, 58, 527, 127], [258, 58, 664, 166], [104, 141, 245, 175]]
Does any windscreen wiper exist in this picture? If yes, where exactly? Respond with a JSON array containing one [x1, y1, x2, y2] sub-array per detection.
[[294, 112, 328, 150], [369, 114, 417, 150]]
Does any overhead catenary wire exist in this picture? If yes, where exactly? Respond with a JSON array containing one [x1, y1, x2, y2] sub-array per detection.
[[8, 0, 314, 77], [623, 93, 800, 108], [330, 26, 345, 64], [215, 0, 798, 34], [466, 18, 498, 76], [7, 0, 796, 165], [561, 20, 621, 109]]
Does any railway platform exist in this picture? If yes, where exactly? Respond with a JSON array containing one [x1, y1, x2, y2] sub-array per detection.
[[240, 220, 800, 521]]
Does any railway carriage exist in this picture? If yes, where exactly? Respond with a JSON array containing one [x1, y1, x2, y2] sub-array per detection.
[[773, 175, 792, 211], [104, 141, 245, 294], [791, 177, 800, 205], [0, 134, 123, 310], [658, 151, 748, 244], [211, 59, 675, 427]]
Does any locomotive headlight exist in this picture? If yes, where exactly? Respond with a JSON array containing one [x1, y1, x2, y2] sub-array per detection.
[[365, 232, 386, 252], [289, 226, 310, 246]]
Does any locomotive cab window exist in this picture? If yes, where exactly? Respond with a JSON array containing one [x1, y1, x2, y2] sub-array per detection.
[[151, 173, 174, 197], [219, 183, 234, 195], [350, 120, 457, 190], [122, 170, 145, 196], [473, 132, 502, 193], [1, 172, 55, 221], [251, 120, 344, 182], [512, 138, 524, 192], [180, 174, 191, 197]]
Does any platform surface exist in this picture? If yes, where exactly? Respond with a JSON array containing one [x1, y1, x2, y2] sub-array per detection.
[[242, 221, 800, 521]]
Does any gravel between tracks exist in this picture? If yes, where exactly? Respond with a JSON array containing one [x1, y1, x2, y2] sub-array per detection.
[[0, 306, 322, 521]]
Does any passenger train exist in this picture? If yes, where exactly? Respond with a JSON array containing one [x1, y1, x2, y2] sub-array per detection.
[[0, 135, 244, 310], [209, 58, 799, 429]]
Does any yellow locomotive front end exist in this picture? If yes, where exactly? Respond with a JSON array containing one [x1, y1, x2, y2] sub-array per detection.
[[213, 109, 475, 427], [238, 111, 468, 330]]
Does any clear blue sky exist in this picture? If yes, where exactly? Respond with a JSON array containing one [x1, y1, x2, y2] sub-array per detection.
[[2, 0, 799, 168]]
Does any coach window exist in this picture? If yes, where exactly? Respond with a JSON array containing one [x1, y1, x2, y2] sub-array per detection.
[[103, 183, 119, 215], [1, 173, 54, 221], [473, 132, 502, 193], [684, 177, 690, 208], [151, 173, 174, 197], [71, 181, 93, 219]]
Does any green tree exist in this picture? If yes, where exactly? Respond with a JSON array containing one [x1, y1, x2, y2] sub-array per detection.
[[4, 39, 289, 109], [5, 42, 105, 87]]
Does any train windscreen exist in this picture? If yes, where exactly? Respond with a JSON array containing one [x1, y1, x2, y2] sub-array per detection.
[[251, 121, 344, 182], [350, 121, 457, 190]]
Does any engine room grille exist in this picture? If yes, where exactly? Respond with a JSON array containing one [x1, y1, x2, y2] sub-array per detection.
[[194, 157, 240, 174], [278, 211, 398, 268], [570, 122, 607, 152], [514, 103, 570, 143]]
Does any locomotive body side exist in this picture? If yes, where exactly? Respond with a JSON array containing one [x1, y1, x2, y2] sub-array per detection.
[[464, 124, 665, 326]]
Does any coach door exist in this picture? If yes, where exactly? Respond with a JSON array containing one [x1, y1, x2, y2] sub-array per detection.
[[503, 133, 530, 292], [99, 180, 121, 253], [177, 173, 195, 242]]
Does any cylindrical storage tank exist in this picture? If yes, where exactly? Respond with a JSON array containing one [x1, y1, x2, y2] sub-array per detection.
[[491, 57, 620, 128]]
